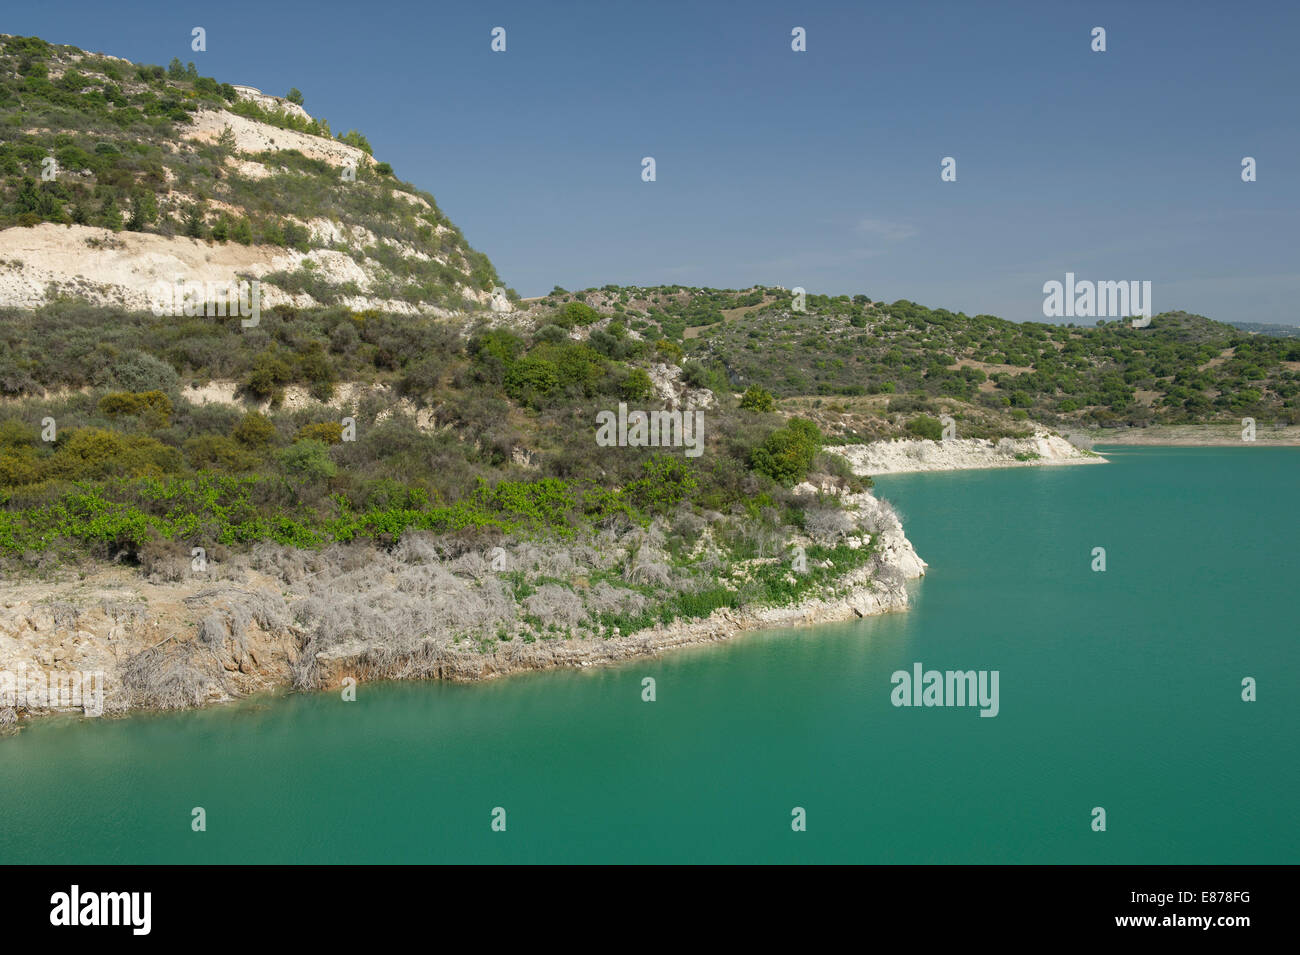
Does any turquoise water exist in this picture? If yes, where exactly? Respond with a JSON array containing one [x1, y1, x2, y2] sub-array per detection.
[[1, 447, 1296, 863]]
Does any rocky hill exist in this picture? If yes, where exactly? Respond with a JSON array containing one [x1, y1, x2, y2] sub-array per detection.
[[0, 39, 945, 729], [0, 34, 505, 315]]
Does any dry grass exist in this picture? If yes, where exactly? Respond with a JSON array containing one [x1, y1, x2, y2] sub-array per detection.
[[120, 640, 220, 709]]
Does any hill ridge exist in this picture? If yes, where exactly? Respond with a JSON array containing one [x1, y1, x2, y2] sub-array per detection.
[[0, 33, 507, 314]]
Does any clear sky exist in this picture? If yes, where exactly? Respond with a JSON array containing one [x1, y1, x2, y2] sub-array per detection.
[[7, 0, 1298, 323]]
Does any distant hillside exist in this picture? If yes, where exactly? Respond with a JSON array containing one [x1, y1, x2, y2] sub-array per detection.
[[1229, 321, 1300, 339], [528, 286, 1300, 429], [0, 34, 505, 313]]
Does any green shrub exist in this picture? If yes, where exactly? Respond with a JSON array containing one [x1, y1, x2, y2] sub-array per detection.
[[183, 434, 260, 471], [623, 455, 698, 514], [295, 421, 344, 445], [277, 439, 337, 483], [750, 418, 821, 486], [620, 368, 654, 402], [112, 350, 178, 392], [654, 339, 683, 363], [504, 356, 560, 405], [232, 411, 277, 447], [906, 414, 943, 441], [739, 385, 776, 412], [48, 428, 181, 481], [554, 301, 600, 328], [244, 353, 293, 399], [98, 389, 172, 426]]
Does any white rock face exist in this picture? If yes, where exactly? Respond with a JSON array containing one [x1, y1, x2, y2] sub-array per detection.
[[176, 379, 437, 429], [232, 158, 271, 180], [834, 432, 1106, 476], [0, 223, 481, 315], [299, 248, 369, 287], [392, 191, 431, 210], [0, 223, 300, 311], [788, 484, 927, 591], [186, 108, 368, 169], [231, 87, 312, 123], [648, 362, 715, 410], [854, 492, 928, 579]]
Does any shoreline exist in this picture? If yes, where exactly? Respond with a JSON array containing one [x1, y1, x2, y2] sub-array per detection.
[[833, 431, 1107, 476], [1, 574, 914, 729], [1, 489, 928, 729], [1081, 423, 1300, 447], [312, 559, 916, 689]]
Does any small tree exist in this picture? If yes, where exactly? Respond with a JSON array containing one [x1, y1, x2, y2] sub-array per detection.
[[739, 385, 775, 412], [232, 411, 277, 448], [216, 124, 237, 154], [244, 353, 293, 400], [335, 130, 373, 155], [620, 368, 654, 402], [751, 418, 822, 486], [183, 204, 206, 239], [286, 87, 304, 106], [906, 415, 943, 441], [126, 191, 157, 232], [101, 196, 123, 231]]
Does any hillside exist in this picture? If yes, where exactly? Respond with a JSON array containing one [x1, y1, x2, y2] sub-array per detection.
[[0, 34, 504, 313], [0, 39, 945, 723], [523, 286, 1300, 431], [1230, 321, 1300, 339], [0, 276, 934, 715]]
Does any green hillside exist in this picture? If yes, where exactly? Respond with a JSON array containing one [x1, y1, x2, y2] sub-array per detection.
[[534, 286, 1300, 429]]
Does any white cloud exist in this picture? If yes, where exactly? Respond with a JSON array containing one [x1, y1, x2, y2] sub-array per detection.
[[855, 218, 918, 242]]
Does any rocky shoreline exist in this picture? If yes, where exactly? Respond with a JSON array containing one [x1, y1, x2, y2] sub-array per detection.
[[313, 559, 916, 689], [833, 431, 1106, 475], [0, 488, 927, 729]]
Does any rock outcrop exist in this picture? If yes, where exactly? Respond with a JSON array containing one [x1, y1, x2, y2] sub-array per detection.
[[834, 431, 1106, 476], [0, 490, 926, 725]]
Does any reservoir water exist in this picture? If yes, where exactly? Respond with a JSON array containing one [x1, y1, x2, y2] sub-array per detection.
[[2, 447, 1296, 863]]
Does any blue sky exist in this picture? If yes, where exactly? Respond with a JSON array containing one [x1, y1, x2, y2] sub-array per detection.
[[8, 0, 1299, 323]]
